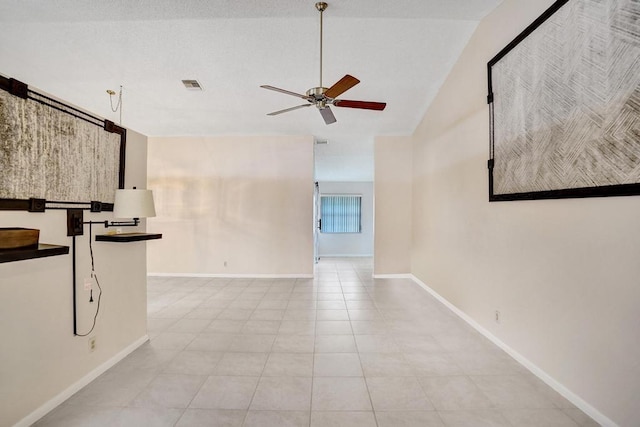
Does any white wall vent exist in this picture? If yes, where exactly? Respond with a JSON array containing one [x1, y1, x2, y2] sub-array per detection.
[[182, 80, 203, 90]]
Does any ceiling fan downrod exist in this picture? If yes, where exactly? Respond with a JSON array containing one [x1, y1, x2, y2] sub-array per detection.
[[316, 2, 328, 89]]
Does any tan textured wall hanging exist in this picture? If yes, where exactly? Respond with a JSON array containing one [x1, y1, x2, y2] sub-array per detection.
[[487, 0, 640, 201], [0, 76, 125, 209]]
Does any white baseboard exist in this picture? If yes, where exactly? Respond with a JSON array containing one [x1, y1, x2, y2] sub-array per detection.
[[148, 273, 313, 279], [372, 273, 412, 279], [409, 275, 617, 427], [16, 335, 149, 427], [317, 254, 374, 258]]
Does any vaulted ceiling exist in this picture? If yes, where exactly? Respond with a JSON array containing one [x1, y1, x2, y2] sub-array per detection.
[[0, 0, 503, 180]]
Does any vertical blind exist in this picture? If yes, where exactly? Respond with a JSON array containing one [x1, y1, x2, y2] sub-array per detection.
[[320, 195, 362, 233]]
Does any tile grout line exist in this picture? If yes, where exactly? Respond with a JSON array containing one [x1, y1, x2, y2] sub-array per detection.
[[345, 273, 381, 427]]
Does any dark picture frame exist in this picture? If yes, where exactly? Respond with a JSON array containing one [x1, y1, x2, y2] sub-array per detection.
[[487, 0, 640, 202], [0, 75, 126, 212]]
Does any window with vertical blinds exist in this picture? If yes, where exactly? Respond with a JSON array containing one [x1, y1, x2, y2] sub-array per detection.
[[320, 195, 362, 233]]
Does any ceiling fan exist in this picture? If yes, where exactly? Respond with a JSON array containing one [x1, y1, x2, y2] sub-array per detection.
[[260, 2, 386, 125]]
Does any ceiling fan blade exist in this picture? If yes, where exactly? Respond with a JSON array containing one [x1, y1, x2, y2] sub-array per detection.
[[267, 104, 312, 116], [261, 85, 311, 100], [333, 99, 387, 111], [319, 106, 337, 125], [324, 75, 360, 99]]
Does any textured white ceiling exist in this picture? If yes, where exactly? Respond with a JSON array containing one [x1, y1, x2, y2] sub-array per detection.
[[0, 0, 502, 181]]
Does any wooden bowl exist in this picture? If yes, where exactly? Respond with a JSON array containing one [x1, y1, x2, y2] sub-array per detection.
[[0, 228, 40, 250]]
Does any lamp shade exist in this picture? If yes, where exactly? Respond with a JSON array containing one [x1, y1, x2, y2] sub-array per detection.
[[113, 189, 156, 219]]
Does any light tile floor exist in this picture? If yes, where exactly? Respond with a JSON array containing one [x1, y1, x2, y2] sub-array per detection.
[[36, 258, 600, 426]]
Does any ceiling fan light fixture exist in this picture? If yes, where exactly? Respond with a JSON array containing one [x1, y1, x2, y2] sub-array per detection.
[[306, 87, 328, 98], [260, 2, 386, 124]]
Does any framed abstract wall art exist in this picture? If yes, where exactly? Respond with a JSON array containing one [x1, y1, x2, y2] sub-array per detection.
[[487, 0, 640, 201], [0, 75, 126, 212]]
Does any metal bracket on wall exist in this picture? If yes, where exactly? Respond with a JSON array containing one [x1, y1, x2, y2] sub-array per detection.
[[28, 198, 46, 212], [67, 209, 84, 237]]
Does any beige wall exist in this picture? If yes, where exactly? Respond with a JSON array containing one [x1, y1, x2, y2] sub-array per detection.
[[374, 136, 412, 275], [0, 129, 149, 426], [410, 0, 640, 425], [147, 135, 314, 276]]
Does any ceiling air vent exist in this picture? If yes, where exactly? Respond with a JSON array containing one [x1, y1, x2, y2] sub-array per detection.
[[315, 140, 328, 145], [182, 79, 203, 90]]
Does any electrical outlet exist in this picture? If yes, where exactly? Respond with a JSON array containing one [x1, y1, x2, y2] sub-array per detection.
[[224, 261, 228, 267], [495, 310, 501, 323], [88, 337, 96, 352]]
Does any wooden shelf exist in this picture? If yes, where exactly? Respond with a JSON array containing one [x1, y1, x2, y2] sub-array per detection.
[[0, 243, 70, 264], [95, 232, 162, 243]]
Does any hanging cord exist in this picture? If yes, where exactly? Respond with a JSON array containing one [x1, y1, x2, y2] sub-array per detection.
[[108, 85, 123, 125], [76, 221, 103, 337]]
